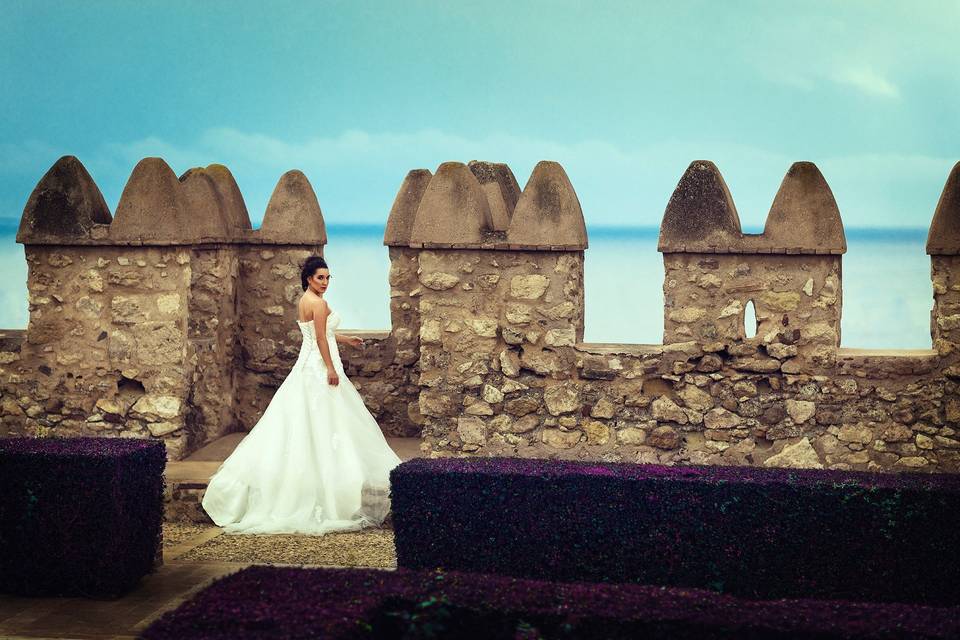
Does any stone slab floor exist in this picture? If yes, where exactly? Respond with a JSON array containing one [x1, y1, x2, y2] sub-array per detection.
[[0, 433, 418, 639]]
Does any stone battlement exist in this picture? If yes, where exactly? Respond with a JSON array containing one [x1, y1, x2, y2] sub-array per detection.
[[16, 157, 326, 246], [2, 155, 960, 473], [384, 160, 587, 250], [2, 155, 386, 461]]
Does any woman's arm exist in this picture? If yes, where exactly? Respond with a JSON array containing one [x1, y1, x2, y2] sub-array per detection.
[[312, 301, 339, 385], [335, 334, 363, 347]]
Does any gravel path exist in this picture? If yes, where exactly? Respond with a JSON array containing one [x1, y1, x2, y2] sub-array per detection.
[[175, 526, 397, 568], [163, 522, 216, 548]]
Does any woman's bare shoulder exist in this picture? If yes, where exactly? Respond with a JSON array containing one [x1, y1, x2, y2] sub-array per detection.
[[309, 295, 330, 316], [297, 292, 329, 322]]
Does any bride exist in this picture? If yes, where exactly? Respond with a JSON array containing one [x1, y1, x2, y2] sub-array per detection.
[[201, 255, 403, 534]]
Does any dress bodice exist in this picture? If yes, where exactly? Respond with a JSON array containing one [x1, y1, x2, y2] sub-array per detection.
[[295, 311, 344, 375], [297, 311, 340, 340]]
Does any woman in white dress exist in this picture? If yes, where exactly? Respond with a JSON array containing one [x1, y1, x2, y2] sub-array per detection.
[[201, 255, 403, 534]]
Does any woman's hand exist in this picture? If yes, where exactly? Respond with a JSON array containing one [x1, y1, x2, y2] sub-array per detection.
[[327, 371, 340, 386], [344, 335, 363, 348]]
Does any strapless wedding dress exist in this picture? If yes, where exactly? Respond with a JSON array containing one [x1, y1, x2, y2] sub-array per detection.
[[201, 310, 402, 534]]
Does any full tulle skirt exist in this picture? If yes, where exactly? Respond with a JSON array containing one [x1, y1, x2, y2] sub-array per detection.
[[201, 330, 401, 535]]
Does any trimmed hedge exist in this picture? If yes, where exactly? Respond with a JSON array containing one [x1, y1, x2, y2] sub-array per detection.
[[0, 436, 165, 597], [141, 565, 960, 639], [391, 457, 960, 605]]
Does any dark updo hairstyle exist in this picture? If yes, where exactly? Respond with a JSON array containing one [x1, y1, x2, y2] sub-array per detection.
[[300, 255, 329, 291]]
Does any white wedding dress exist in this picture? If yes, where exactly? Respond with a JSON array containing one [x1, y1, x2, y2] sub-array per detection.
[[201, 310, 402, 535]]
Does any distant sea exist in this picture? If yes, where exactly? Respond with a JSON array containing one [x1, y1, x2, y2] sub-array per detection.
[[0, 220, 933, 349]]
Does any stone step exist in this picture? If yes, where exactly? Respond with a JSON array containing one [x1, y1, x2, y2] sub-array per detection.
[[164, 434, 422, 522]]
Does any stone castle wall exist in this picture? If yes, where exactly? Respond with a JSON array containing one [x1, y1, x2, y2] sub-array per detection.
[[2, 153, 960, 473], [0, 157, 415, 460], [387, 158, 960, 473]]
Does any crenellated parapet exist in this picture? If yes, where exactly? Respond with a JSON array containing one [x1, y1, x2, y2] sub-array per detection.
[[658, 161, 845, 371], [18, 157, 319, 247], [5, 154, 960, 475], [4, 155, 337, 459], [397, 158, 959, 473], [658, 160, 845, 255], [386, 159, 587, 250], [383, 159, 588, 453]]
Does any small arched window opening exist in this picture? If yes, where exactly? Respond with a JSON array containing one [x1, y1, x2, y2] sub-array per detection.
[[743, 299, 758, 339]]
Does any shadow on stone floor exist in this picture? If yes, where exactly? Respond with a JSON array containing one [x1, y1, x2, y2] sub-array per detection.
[[0, 522, 397, 639]]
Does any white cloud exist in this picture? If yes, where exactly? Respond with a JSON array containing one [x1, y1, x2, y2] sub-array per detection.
[[4, 128, 953, 230], [831, 66, 900, 99], [736, 6, 953, 101], [85, 128, 800, 228]]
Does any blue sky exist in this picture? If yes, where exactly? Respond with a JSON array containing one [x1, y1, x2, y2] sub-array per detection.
[[2, 0, 958, 229]]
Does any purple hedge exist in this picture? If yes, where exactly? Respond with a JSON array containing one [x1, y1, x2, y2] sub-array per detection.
[[141, 565, 960, 639], [0, 436, 165, 597], [391, 457, 960, 606]]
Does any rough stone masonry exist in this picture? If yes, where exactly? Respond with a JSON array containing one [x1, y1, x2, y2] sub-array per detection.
[[2, 154, 960, 473], [0, 156, 416, 461]]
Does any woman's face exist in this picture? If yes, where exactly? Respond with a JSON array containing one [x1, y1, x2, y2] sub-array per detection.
[[309, 267, 331, 294]]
